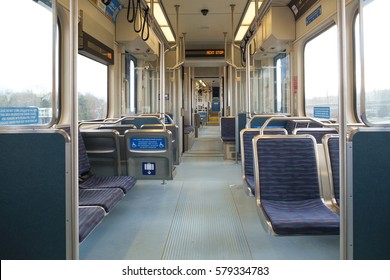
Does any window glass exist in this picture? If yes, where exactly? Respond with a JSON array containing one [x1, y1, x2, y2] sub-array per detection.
[[77, 54, 108, 120], [275, 54, 290, 113], [304, 25, 338, 120], [122, 54, 136, 115], [252, 53, 290, 115], [130, 59, 135, 113], [0, 0, 57, 125], [359, 0, 390, 124]]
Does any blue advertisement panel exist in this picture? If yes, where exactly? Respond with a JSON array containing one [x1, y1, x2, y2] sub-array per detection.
[[0, 107, 39, 125], [89, 0, 122, 23], [105, 0, 122, 22], [130, 138, 166, 151]]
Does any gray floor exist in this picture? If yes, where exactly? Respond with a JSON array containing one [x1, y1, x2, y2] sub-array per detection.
[[79, 126, 339, 260]]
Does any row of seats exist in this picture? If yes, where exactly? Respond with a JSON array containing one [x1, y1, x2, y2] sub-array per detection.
[[76, 116, 178, 241], [62, 127, 137, 243], [81, 115, 179, 168], [81, 126, 176, 179], [240, 117, 337, 195], [239, 116, 340, 235], [253, 134, 340, 235], [222, 114, 328, 159]]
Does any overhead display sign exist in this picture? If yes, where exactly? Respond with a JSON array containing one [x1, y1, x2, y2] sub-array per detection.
[[0, 107, 39, 125], [186, 49, 225, 58], [130, 137, 166, 151]]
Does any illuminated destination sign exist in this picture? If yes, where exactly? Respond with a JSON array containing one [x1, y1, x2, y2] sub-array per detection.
[[186, 49, 225, 57]]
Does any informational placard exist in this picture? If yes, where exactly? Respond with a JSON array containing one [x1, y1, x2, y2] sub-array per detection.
[[130, 138, 166, 151], [313, 106, 330, 119], [0, 107, 39, 125], [306, 6, 322, 26], [142, 162, 156, 175]]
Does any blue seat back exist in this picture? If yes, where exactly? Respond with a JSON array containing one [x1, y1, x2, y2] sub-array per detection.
[[62, 126, 91, 176], [324, 135, 340, 206], [220, 117, 236, 142], [242, 130, 260, 177], [121, 116, 162, 128], [294, 128, 338, 143], [254, 136, 321, 201]]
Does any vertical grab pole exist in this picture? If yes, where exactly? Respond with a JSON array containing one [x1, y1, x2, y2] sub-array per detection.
[[159, 41, 167, 185], [245, 42, 251, 120], [230, 5, 235, 67], [159, 41, 165, 121], [337, 0, 348, 260], [70, 0, 79, 259]]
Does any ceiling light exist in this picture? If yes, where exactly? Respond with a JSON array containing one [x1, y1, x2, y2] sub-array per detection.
[[147, 0, 175, 42], [235, 1, 262, 42]]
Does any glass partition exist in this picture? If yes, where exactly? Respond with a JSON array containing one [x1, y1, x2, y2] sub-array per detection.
[[252, 53, 290, 115], [236, 69, 247, 114], [121, 54, 159, 115]]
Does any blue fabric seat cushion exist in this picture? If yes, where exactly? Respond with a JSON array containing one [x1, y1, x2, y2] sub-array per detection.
[[261, 199, 340, 235], [80, 175, 136, 194], [79, 188, 124, 212], [79, 207, 105, 242]]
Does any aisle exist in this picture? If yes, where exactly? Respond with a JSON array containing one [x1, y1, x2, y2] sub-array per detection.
[[79, 126, 339, 260]]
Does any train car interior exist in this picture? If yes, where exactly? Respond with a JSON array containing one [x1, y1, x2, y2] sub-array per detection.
[[1, 0, 390, 266]]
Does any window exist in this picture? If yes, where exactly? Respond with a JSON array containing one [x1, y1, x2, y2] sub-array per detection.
[[304, 25, 338, 120], [123, 54, 137, 115], [357, 0, 390, 125], [252, 63, 272, 114], [274, 53, 290, 113], [0, 0, 58, 125], [77, 54, 108, 120]]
